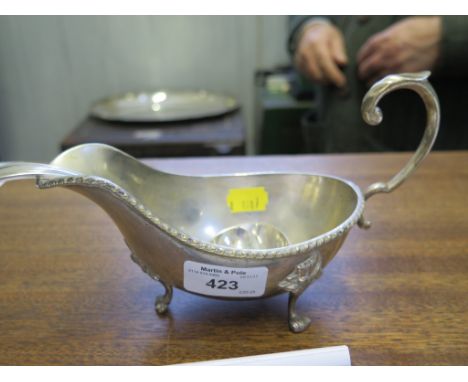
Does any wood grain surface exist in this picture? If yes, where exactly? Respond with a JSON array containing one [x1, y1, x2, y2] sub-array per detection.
[[61, 111, 246, 158], [0, 151, 467, 365]]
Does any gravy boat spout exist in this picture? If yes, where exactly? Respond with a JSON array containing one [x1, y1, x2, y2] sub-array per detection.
[[0, 72, 439, 332]]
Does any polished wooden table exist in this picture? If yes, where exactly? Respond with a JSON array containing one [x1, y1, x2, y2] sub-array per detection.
[[0, 151, 467, 365], [61, 111, 245, 158]]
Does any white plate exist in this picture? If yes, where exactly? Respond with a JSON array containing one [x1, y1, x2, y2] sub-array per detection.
[[91, 90, 239, 122]]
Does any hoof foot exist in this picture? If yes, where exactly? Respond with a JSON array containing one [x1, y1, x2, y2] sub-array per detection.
[[155, 298, 169, 315], [154, 283, 172, 315], [289, 315, 311, 333], [357, 215, 372, 229]]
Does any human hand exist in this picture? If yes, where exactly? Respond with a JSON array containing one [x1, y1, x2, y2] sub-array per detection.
[[357, 16, 442, 86], [294, 21, 348, 88]]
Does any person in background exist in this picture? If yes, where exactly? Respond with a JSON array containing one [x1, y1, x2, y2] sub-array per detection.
[[289, 16, 468, 152]]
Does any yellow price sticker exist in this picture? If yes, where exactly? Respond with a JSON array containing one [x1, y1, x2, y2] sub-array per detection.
[[226, 187, 269, 213]]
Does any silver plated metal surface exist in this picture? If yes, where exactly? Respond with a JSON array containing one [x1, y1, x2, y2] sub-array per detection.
[[0, 72, 440, 332], [91, 90, 239, 122]]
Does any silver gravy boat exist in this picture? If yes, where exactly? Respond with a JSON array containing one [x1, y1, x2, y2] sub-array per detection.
[[0, 72, 439, 332]]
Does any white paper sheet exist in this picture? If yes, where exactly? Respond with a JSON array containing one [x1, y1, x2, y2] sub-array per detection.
[[179, 345, 351, 366]]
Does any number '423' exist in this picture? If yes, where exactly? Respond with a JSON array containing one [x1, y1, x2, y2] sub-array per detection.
[[205, 279, 238, 290]]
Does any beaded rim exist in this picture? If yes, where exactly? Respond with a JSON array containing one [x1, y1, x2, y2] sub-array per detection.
[[37, 174, 365, 260]]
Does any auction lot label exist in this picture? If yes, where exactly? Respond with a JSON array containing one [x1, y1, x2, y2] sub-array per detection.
[[183, 261, 268, 298]]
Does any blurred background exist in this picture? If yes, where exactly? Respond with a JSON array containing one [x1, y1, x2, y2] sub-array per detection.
[[1, 15, 466, 162], [0, 15, 290, 161]]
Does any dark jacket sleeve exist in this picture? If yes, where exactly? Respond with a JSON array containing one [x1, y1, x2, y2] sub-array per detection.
[[287, 16, 331, 55], [436, 16, 468, 77]]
